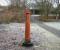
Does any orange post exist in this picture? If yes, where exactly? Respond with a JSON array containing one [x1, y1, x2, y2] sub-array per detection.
[[25, 9, 30, 42], [22, 8, 33, 47]]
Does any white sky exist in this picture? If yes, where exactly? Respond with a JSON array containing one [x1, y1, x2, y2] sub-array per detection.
[[27, 0, 60, 8], [0, 0, 11, 6], [53, 3, 58, 8], [27, 0, 36, 4], [0, 0, 60, 7]]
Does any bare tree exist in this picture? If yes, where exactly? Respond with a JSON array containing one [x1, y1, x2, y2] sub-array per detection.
[[36, 0, 53, 19], [10, 0, 20, 7]]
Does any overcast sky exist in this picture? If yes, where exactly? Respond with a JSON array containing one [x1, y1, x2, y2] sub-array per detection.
[[0, 0, 60, 7], [0, 0, 11, 6]]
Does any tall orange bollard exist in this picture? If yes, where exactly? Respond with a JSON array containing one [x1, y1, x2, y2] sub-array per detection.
[[22, 8, 33, 47]]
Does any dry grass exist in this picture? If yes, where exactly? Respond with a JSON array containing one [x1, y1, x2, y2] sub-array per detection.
[[0, 6, 25, 23]]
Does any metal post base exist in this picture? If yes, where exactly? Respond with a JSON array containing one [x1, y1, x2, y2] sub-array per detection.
[[22, 41, 33, 47]]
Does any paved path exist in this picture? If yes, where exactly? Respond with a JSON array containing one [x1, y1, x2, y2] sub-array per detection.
[[0, 23, 60, 50], [39, 22, 60, 37], [31, 16, 60, 37]]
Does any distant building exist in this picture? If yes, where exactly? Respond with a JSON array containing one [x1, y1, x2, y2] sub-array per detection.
[[24, 0, 39, 15], [25, 0, 60, 20]]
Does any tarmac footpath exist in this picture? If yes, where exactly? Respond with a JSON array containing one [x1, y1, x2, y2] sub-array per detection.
[[0, 23, 60, 50]]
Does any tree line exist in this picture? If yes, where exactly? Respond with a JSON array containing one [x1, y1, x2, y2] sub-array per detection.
[[35, 0, 60, 19]]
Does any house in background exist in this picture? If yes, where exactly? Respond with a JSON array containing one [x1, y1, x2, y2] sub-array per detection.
[[24, 0, 60, 20], [25, 0, 40, 15], [0, 0, 60, 21]]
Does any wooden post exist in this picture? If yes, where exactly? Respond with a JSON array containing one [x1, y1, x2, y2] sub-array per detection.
[[22, 8, 33, 47], [25, 10, 30, 42]]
